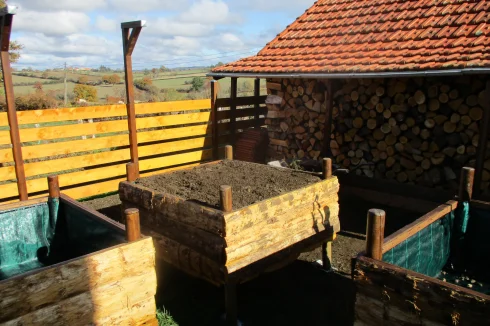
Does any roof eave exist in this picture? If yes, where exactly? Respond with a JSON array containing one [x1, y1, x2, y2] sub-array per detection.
[[207, 68, 490, 79]]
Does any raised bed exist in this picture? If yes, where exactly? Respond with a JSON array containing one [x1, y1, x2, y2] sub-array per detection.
[[119, 156, 340, 322], [0, 176, 157, 325], [352, 167, 490, 326]]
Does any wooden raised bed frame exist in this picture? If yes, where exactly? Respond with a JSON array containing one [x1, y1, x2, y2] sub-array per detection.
[[352, 168, 490, 326], [0, 176, 158, 326]]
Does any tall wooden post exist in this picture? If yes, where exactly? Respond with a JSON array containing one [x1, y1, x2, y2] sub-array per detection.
[[230, 77, 238, 145], [474, 80, 490, 196], [366, 209, 385, 260], [254, 78, 261, 128], [122, 20, 145, 181], [0, 9, 27, 201], [211, 80, 219, 160]]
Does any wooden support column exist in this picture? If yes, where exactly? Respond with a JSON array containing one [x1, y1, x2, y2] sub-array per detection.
[[124, 208, 141, 242], [254, 78, 261, 128], [230, 77, 238, 145], [474, 80, 490, 196], [322, 79, 335, 158], [365, 209, 385, 260], [1, 12, 27, 201], [121, 20, 145, 181], [458, 167, 475, 202], [47, 175, 60, 199], [211, 80, 219, 160]]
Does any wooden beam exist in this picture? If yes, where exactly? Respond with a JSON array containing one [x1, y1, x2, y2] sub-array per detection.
[[121, 20, 146, 29], [122, 25, 140, 181], [211, 80, 219, 160], [254, 78, 261, 128], [126, 26, 142, 56], [474, 80, 490, 197], [365, 209, 385, 260], [323, 79, 335, 157], [1, 14, 27, 201], [230, 77, 238, 145]]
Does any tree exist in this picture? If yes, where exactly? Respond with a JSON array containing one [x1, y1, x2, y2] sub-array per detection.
[[151, 68, 158, 78], [78, 76, 89, 85], [41, 71, 49, 79], [143, 69, 150, 76], [190, 77, 204, 91], [73, 84, 97, 102], [159, 65, 170, 73], [33, 82, 43, 92], [107, 74, 121, 86]]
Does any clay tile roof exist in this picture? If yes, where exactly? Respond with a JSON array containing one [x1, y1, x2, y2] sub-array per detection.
[[212, 0, 490, 75]]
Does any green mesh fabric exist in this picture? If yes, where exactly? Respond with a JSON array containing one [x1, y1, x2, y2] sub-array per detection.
[[382, 211, 454, 277], [463, 206, 490, 282], [0, 199, 59, 280]]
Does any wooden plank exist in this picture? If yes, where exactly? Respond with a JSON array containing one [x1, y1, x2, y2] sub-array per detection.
[[470, 199, 490, 210], [0, 125, 213, 164], [382, 200, 457, 253], [266, 82, 282, 91], [254, 78, 261, 128], [0, 237, 156, 324], [474, 81, 490, 196], [0, 112, 212, 144], [230, 78, 238, 145], [0, 197, 48, 211], [0, 100, 211, 126], [211, 80, 219, 160], [216, 107, 267, 120], [139, 149, 213, 172], [215, 95, 267, 108], [0, 182, 17, 200]]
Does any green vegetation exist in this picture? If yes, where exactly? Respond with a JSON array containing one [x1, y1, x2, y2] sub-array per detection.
[[73, 84, 98, 101], [156, 308, 178, 326], [190, 77, 204, 91]]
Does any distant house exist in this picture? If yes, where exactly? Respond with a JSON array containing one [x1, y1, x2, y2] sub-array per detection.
[[210, 0, 490, 194]]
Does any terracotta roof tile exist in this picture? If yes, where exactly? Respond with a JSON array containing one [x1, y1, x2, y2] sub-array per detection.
[[212, 0, 490, 75]]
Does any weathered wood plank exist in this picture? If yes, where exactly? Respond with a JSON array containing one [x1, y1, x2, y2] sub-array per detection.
[[0, 99, 211, 126], [215, 95, 267, 108]]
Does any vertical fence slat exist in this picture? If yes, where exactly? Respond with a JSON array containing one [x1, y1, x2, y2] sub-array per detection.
[[230, 77, 238, 145], [254, 78, 261, 128], [211, 80, 219, 160]]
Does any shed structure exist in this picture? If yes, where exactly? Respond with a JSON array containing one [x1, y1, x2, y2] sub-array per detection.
[[209, 0, 490, 197]]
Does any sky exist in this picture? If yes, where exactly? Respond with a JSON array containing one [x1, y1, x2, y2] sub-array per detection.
[[8, 0, 315, 70]]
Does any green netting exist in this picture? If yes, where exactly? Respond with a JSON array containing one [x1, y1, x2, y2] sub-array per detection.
[[463, 205, 490, 282], [382, 210, 454, 277], [0, 199, 125, 281], [0, 199, 59, 280]]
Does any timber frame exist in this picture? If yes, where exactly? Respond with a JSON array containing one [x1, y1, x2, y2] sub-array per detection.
[[352, 167, 490, 325]]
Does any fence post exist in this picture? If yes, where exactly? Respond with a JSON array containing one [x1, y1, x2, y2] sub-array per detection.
[[124, 208, 141, 242], [121, 20, 145, 182], [211, 80, 219, 160], [322, 158, 332, 179], [0, 8, 28, 201], [47, 175, 60, 199], [230, 77, 238, 145], [366, 209, 385, 260]]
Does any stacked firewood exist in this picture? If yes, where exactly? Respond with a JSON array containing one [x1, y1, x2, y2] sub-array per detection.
[[265, 78, 326, 160], [331, 77, 486, 190]]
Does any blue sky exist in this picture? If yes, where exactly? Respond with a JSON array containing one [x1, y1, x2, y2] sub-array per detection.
[[8, 0, 315, 70]]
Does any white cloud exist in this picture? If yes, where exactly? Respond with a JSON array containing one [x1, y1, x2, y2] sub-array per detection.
[[217, 33, 245, 51], [232, 0, 315, 12], [15, 11, 91, 36], [147, 19, 213, 37], [95, 15, 117, 32], [11, 0, 108, 12], [106, 0, 189, 12], [181, 0, 233, 25]]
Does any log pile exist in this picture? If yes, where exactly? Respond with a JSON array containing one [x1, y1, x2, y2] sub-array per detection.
[[330, 77, 486, 190], [265, 78, 327, 161]]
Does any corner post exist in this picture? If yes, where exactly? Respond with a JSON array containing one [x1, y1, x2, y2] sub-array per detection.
[[225, 145, 233, 160], [121, 20, 145, 181], [220, 185, 233, 212], [322, 158, 332, 179], [47, 175, 60, 199], [366, 209, 385, 260], [0, 10, 27, 200], [124, 208, 141, 242], [458, 167, 475, 202]]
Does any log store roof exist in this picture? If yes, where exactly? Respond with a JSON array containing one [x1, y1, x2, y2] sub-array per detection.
[[210, 0, 490, 77]]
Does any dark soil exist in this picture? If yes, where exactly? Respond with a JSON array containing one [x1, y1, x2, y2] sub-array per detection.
[[136, 160, 321, 209]]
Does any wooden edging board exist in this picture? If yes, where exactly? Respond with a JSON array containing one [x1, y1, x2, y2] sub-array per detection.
[[382, 200, 458, 253]]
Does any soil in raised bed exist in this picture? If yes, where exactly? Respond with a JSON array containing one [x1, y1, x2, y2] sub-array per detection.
[[135, 160, 322, 209]]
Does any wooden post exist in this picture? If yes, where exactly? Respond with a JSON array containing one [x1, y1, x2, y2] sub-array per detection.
[[230, 77, 238, 145], [122, 21, 145, 182], [474, 80, 490, 196], [211, 80, 219, 160], [124, 208, 141, 242], [225, 145, 233, 160], [458, 167, 475, 202], [225, 281, 238, 325], [220, 185, 232, 212], [254, 78, 261, 128], [321, 240, 332, 270], [323, 80, 335, 157], [365, 209, 385, 260], [1, 12, 27, 201], [47, 175, 60, 198], [322, 158, 332, 179]]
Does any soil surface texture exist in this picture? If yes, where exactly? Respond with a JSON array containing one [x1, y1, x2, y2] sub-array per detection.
[[135, 160, 321, 209]]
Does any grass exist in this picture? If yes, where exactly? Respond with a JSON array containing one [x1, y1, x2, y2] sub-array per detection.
[[157, 307, 179, 326]]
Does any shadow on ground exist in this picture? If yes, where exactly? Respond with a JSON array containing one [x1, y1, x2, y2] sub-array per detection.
[[156, 260, 356, 326]]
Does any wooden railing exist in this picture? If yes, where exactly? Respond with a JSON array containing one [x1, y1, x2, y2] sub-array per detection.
[[0, 100, 215, 202]]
